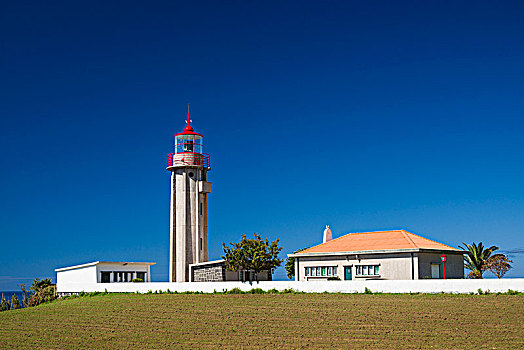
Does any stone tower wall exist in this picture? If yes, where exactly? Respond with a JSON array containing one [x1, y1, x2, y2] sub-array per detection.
[[169, 166, 211, 282]]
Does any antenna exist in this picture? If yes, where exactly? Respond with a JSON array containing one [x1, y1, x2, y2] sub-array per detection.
[[186, 103, 192, 125]]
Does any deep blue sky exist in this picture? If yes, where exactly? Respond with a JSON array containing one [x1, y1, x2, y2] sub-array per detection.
[[1, 1, 523, 289]]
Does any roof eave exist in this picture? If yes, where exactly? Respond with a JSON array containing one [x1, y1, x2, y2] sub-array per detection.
[[189, 259, 225, 267], [55, 261, 156, 272], [288, 248, 466, 258]]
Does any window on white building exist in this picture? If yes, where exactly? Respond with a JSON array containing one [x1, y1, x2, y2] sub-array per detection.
[[101, 272, 110, 283], [355, 265, 380, 276], [305, 266, 339, 278]]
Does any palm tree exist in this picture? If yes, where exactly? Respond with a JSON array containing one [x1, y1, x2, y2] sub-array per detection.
[[459, 242, 499, 278]]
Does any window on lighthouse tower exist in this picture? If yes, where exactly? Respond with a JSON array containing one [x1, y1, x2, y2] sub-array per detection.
[[175, 134, 202, 154], [184, 139, 194, 152]]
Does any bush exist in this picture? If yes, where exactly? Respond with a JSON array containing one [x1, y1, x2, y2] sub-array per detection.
[[132, 278, 144, 283], [364, 287, 373, 294], [0, 297, 10, 311], [281, 288, 296, 294], [29, 278, 56, 307], [327, 276, 341, 281], [227, 287, 243, 294], [249, 288, 266, 294], [10, 295, 20, 310], [468, 271, 482, 279]]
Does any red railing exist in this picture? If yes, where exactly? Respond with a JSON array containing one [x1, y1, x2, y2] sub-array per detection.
[[167, 152, 211, 168]]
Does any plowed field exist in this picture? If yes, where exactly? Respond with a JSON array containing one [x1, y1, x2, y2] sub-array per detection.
[[1, 293, 522, 349]]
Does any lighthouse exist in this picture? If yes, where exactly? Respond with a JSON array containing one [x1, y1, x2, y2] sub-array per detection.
[[166, 109, 212, 282]]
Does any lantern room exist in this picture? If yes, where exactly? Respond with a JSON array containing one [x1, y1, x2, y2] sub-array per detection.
[[175, 125, 203, 153], [167, 119, 210, 169]]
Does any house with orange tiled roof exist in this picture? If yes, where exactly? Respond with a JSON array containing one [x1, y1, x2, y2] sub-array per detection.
[[288, 228, 465, 281]]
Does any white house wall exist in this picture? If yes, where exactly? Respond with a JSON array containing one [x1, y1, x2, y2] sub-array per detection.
[[57, 265, 97, 285], [296, 253, 418, 281]]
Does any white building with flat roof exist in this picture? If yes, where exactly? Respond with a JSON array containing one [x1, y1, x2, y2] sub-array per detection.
[[55, 261, 155, 288]]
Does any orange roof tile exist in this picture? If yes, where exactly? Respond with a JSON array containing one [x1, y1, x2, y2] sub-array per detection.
[[297, 230, 460, 254]]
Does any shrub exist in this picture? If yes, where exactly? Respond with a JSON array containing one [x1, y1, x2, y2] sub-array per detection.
[[0, 296, 10, 311], [364, 287, 373, 294], [468, 271, 482, 279], [132, 278, 144, 283], [29, 278, 56, 307], [227, 287, 243, 294], [327, 276, 341, 281], [282, 288, 296, 294], [249, 288, 266, 294], [11, 295, 21, 309]]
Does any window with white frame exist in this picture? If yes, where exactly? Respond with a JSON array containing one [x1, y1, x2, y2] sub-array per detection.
[[305, 266, 338, 277], [355, 265, 380, 276]]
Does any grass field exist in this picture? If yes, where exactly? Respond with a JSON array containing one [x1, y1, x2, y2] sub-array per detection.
[[1, 293, 523, 349]]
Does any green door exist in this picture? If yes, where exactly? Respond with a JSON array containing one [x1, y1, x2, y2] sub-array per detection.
[[344, 266, 352, 280]]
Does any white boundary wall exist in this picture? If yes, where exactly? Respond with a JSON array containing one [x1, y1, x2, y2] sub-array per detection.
[[57, 278, 524, 294]]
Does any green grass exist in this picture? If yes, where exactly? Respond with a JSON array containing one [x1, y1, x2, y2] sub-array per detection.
[[1, 293, 523, 349]]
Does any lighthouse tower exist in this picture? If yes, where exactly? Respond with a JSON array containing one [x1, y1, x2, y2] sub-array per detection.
[[166, 110, 212, 282]]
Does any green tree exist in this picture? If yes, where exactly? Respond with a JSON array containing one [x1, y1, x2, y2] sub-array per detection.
[[10, 294, 21, 310], [29, 278, 56, 306], [222, 233, 283, 281], [0, 296, 9, 312], [19, 284, 30, 308], [459, 242, 499, 278], [285, 247, 309, 280], [483, 254, 513, 278]]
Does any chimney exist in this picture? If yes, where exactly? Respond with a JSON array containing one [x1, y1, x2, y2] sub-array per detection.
[[323, 225, 332, 243]]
